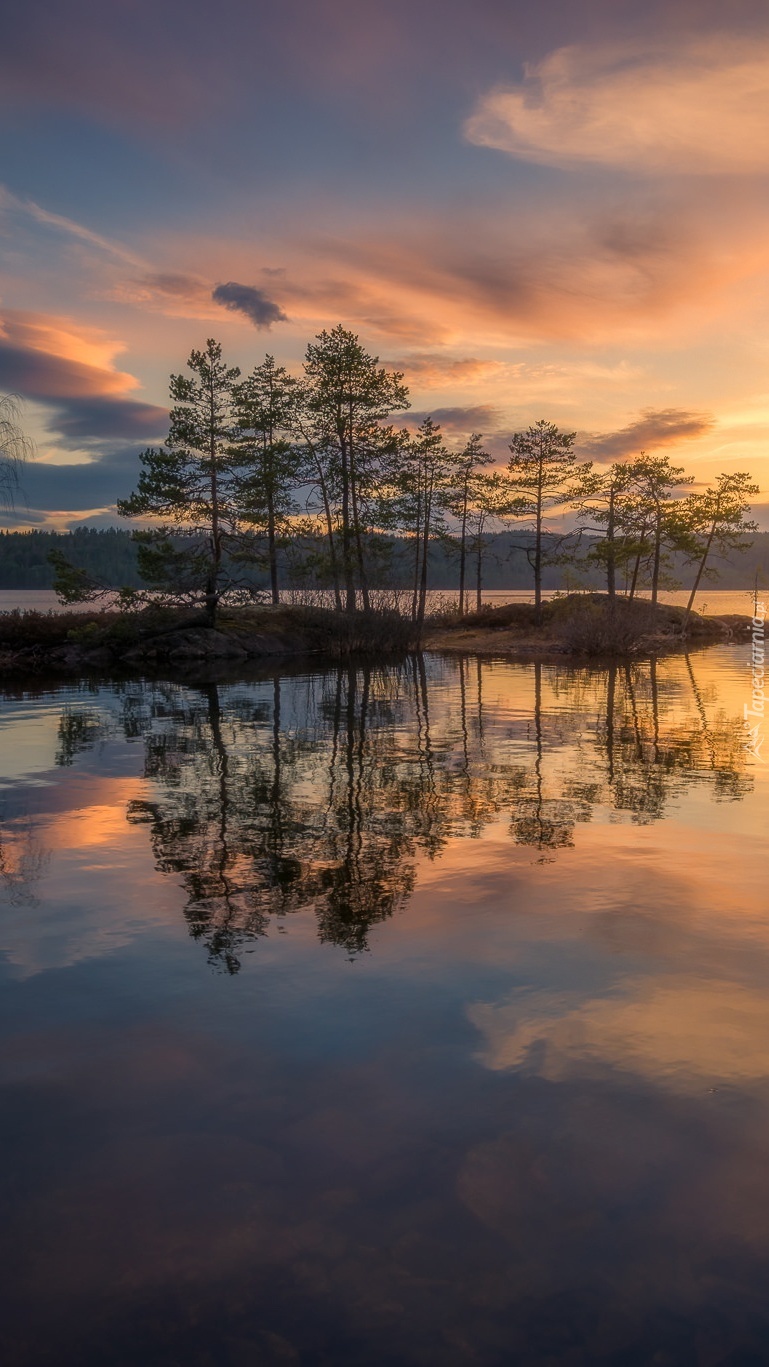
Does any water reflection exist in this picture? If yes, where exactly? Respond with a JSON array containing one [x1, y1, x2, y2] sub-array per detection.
[[20, 650, 750, 971], [1, 649, 767, 1367]]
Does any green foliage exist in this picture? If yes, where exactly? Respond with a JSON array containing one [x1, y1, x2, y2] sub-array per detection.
[[507, 420, 591, 619], [679, 471, 759, 618], [232, 355, 303, 603], [299, 325, 410, 610], [47, 548, 105, 604], [8, 328, 757, 628], [117, 339, 241, 621]]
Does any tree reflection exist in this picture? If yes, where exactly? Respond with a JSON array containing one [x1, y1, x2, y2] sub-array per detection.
[[105, 651, 754, 968], [0, 824, 49, 907], [508, 662, 591, 858]]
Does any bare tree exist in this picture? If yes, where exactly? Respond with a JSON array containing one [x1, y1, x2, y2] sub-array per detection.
[[0, 395, 33, 509]]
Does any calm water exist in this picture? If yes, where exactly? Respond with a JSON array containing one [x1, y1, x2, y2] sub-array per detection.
[[0, 587, 761, 616], [1, 647, 767, 1366]]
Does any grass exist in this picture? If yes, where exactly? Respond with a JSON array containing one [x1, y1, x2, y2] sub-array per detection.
[[1, 593, 739, 668], [428, 593, 735, 657], [545, 596, 660, 656], [220, 603, 420, 657], [0, 602, 420, 661]]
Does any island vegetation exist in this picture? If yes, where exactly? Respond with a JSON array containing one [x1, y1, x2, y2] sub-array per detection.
[[0, 325, 762, 671]]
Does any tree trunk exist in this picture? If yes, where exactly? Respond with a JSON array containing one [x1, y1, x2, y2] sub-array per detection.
[[267, 489, 279, 606], [350, 466, 371, 612], [416, 482, 432, 637], [339, 434, 355, 613], [628, 550, 642, 602], [533, 514, 543, 625], [475, 512, 486, 613], [534, 458, 544, 626], [458, 479, 468, 617], [314, 457, 342, 612], [650, 511, 662, 606], [208, 431, 220, 627], [682, 520, 717, 629], [606, 485, 616, 600], [411, 486, 422, 624]]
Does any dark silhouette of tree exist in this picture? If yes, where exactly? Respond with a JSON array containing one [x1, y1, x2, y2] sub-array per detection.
[[299, 327, 409, 612], [680, 472, 759, 625], [0, 394, 33, 510], [574, 461, 640, 598], [232, 355, 302, 605], [444, 433, 493, 616], [506, 421, 591, 623], [118, 340, 241, 624], [624, 454, 694, 604]]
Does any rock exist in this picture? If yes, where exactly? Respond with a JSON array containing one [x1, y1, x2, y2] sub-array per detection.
[[712, 614, 753, 638], [12, 645, 46, 663], [45, 645, 85, 670], [120, 645, 158, 664], [82, 646, 114, 667], [163, 628, 247, 661], [233, 632, 294, 656], [119, 628, 248, 664]]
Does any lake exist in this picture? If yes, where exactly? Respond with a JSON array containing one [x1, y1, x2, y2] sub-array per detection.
[[1, 645, 767, 1365], [0, 586, 762, 617]]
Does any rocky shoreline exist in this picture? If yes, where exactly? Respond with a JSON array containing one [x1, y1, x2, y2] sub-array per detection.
[[0, 596, 756, 678], [426, 597, 755, 659], [0, 624, 305, 675]]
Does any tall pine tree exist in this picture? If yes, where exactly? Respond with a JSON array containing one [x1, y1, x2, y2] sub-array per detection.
[[118, 340, 240, 623]]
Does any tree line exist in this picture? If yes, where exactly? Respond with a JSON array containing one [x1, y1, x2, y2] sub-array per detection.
[[46, 326, 758, 626], [5, 525, 768, 594]]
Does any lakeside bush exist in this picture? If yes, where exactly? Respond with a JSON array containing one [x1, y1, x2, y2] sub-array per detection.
[[0, 602, 420, 661], [546, 596, 663, 656], [222, 604, 420, 657]]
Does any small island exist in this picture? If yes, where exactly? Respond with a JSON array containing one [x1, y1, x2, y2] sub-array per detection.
[[0, 329, 762, 678]]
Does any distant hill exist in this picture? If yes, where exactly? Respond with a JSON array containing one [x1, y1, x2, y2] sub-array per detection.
[[0, 528, 143, 590], [1, 526, 767, 592]]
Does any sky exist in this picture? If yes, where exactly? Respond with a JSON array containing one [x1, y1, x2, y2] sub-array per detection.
[[3, 0, 769, 528]]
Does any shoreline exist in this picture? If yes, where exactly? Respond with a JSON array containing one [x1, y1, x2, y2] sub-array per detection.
[[0, 596, 755, 680]]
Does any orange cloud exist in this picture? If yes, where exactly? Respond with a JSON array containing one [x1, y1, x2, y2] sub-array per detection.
[[383, 354, 507, 387], [582, 407, 716, 462], [0, 312, 137, 396], [0, 310, 166, 444], [465, 38, 769, 175]]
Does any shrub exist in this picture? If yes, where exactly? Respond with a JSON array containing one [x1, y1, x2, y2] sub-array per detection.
[[437, 601, 540, 630], [547, 597, 659, 656]]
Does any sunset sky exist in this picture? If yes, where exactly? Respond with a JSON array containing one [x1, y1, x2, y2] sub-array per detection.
[[3, 0, 769, 528]]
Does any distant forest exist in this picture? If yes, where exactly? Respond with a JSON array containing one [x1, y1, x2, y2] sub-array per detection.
[[2, 526, 766, 594]]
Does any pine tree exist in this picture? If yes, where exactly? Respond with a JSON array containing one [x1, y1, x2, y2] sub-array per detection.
[[681, 472, 759, 622], [466, 470, 513, 612], [117, 340, 240, 623], [232, 356, 302, 605], [574, 461, 639, 598], [506, 421, 590, 622], [300, 326, 409, 612], [445, 434, 493, 616], [626, 455, 694, 604]]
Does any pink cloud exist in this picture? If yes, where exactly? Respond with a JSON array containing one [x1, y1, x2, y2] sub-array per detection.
[[465, 37, 769, 175], [0, 312, 166, 444]]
